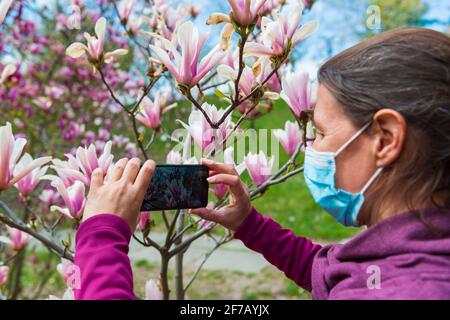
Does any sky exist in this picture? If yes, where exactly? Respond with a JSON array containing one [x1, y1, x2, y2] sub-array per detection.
[[178, 0, 450, 75]]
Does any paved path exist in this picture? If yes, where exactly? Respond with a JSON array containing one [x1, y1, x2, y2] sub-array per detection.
[[129, 233, 270, 273]]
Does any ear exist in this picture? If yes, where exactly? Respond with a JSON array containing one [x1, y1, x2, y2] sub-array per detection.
[[371, 109, 406, 168]]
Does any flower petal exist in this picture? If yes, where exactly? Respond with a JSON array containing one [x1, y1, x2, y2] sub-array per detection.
[[66, 42, 87, 58], [292, 20, 319, 45]]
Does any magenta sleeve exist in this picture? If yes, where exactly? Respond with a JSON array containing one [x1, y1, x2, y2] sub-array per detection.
[[234, 207, 322, 291], [74, 214, 135, 300]]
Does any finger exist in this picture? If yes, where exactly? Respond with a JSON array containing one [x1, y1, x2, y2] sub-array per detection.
[[209, 170, 219, 177], [189, 207, 223, 224], [134, 159, 156, 196], [110, 158, 128, 182], [207, 173, 245, 198], [201, 158, 237, 175], [90, 168, 104, 191], [121, 157, 142, 184]]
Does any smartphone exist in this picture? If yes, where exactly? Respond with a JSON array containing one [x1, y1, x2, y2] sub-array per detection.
[[140, 164, 209, 211]]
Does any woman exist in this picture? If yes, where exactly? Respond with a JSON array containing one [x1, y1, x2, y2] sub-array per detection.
[[75, 27, 450, 299]]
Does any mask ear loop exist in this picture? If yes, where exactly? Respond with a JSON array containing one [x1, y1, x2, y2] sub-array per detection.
[[361, 167, 384, 194], [335, 121, 373, 157]]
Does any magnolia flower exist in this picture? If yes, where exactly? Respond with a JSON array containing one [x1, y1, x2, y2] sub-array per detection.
[[136, 92, 176, 130], [137, 212, 151, 232], [0, 64, 16, 85], [0, 0, 13, 25], [118, 0, 135, 22], [144, 279, 163, 300], [217, 58, 279, 115], [280, 70, 315, 117], [51, 158, 89, 187], [50, 179, 86, 219], [149, 21, 225, 88], [136, 96, 161, 130], [62, 141, 114, 185], [56, 258, 74, 282], [208, 0, 267, 27], [166, 150, 182, 164], [66, 17, 128, 64], [244, 151, 274, 186], [274, 121, 302, 156], [0, 226, 32, 251], [177, 103, 232, 153], [0, 266, 8, 288], [39, 189, 61, 207], [244, 3, 318, 58], [14, 153, 49, 196], [0, 123, 52, 191]]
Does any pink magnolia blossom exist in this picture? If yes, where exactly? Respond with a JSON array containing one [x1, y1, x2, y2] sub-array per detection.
[[56, 258, 74, 282], [0, 266, 8, 288], [0, 0, 13, 25], [244, 3, 318, 58], [50, 179, 86, 220], [136, 92, 176, 131], [0, 226, 32, 251], [274, 121, 302, 156], [63, 141, 113, 185], [0, 64, 16, 85], [39, 189, 61, 207], [217, 58, 279, 115], [51, 158, 89, 187], [280, 70, 316, 117], [208, 0, 267, 27], [118, 0, 135, 22], [177, 103, 232, 153], [14, 153, 49, 196], [244, 151, 274, 186], [0, 122, 52, 191], [137, 212, 151, 232], [149, 21, 226, 87], [66, 17, 128, 64], [166, 150, 182, 164], [144, 279, 163, 300], [136, 95, 161, 130]]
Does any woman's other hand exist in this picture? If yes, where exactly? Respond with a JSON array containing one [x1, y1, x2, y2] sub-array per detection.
[[82, 157, 156, 231], [190, 158, 252, 231]]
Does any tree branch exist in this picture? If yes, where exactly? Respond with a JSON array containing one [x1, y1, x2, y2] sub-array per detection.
[[0, 201, 73, 261]]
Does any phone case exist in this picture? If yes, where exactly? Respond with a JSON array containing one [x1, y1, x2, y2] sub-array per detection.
[[140, 164, 209, 211]]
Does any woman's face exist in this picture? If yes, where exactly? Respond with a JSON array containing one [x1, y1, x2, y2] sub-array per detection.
[[312, 84, 378, 194]]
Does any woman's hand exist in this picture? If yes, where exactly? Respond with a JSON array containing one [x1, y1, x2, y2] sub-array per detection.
[[190, 158, 252, 231], [82, 157, 156, 231]]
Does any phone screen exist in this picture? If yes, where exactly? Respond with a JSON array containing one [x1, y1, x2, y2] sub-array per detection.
[[140, 164, 209, 211]]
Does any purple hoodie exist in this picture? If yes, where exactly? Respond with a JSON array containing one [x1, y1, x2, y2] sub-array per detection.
[[74, 207, 450, 300]]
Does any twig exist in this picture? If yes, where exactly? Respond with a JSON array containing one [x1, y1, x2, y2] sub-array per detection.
[[184, 233, 232, 293], [0, 201, 73, 261]]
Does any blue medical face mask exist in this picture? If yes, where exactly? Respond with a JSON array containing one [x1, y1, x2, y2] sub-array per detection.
[[304, 122, 384, 227]]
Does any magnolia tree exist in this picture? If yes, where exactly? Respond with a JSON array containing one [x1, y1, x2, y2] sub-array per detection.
[[0, 0, 318, 300]]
